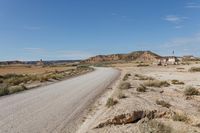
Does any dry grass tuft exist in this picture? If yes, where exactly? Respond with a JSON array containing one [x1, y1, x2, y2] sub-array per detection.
[[119, 82, 131, 90], [171, 80, 184, 85], [184, 86, 199, 96], [8, 85, 27, 94], [144, 80, 170, 88], [106, 98, 118, 108], [134, 74, 154, 80], [141, 120, 172, 133], [172, 113, 188, 122], [123, 73, 131, 81], [156, 100, 171, 108], [189, 67, 200, 72], [136, 84, 147, 92], [137, 64, 149, 67]]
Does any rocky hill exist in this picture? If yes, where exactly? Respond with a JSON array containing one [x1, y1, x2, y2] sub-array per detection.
[[83, 51, 162, 64]]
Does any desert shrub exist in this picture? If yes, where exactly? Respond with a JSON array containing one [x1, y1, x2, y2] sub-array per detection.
[[184, 86, 199, 96], [39, 76, 49, 82], [0, 86, 9, 96], [106, 98, 118, 108], [144, 80, 170, 88], [48, 73, 65, 80], [8, 85, 27, 94], [137, 84, 147, 92], [137, 64, 149, 67], [123, 73, 131, 81], [117, 91, 127, 99], [172, 113, 188, 122], [156, 100, 171, 108], [171, 80, 184, 85], [5, 77, 23, 86], [119, 82, 131, 90], [3, 74, 34, 86], [77, 65, 89, 69], [189, 67, 200, 72], [3, 74, 23, 79], [141, 120, 172, 133], [134, 74, 154, 80], [29, 75, 40, 81]]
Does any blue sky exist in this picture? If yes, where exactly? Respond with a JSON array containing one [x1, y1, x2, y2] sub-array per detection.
[[0, 0, 200, 61]]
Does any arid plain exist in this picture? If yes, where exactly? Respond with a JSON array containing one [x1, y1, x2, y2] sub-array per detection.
[[78, 62, 200, 133]]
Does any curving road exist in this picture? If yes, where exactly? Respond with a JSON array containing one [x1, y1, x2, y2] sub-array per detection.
[[0, 67, 120, 133]]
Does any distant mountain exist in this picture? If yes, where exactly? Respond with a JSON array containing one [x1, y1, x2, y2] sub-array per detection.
[[83, 51, 162, 64]]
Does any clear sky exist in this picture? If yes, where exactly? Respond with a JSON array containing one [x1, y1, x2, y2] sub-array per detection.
[[0, 0, 200, 61]]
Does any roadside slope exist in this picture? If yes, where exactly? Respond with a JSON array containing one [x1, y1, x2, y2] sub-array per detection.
[[0, 67, 120, 133]]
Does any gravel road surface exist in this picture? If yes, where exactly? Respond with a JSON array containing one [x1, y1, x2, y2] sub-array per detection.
[[0, 67, 120, 133]]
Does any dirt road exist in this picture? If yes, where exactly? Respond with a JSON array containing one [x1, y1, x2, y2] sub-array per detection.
[[0, 67, 120, 133]]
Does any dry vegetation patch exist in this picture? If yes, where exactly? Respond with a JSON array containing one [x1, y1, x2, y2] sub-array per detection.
[[106, 98, 118, 108], [134, 74, 154, 80], [137, 64, 149, 67], [122, 73, 131, 81], [118, 82, 131, 90], [171, 80, 184, 85], [184, 86, 199, 96], [156, 100, 171, 108], [140, 120, 172, 133], [172, 113, 188, 122], [189, 67, 200, 72], [136, 84, 147, 92], [0, 86, 9, 96], [144, 80, 170, 88], [0, 66, 93, 96], [8, 85, 27, 94]]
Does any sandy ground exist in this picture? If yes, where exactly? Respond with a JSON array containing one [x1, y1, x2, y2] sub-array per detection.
[[0, 67, 119, 133], [78, 64, 200, 133]]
